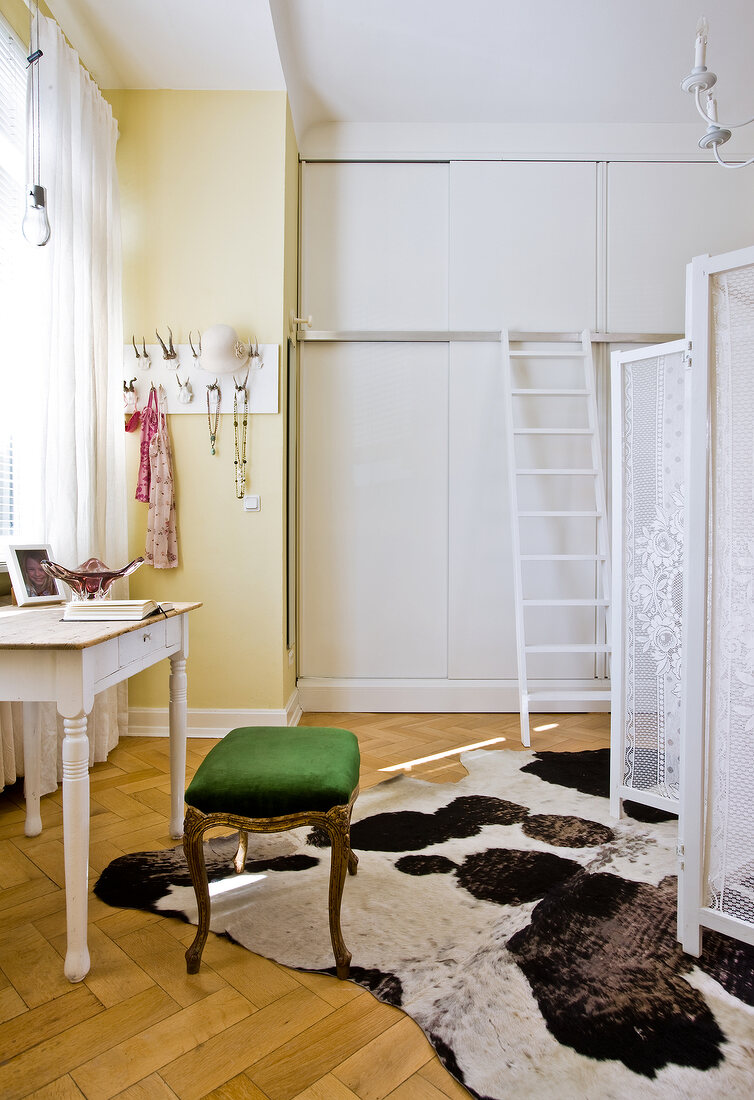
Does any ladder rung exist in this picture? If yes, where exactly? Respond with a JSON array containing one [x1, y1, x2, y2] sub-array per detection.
[[508, 350, 586, 359], [513, 428, 591, 435], [511, 388, 589, 395], [522, 599, 610, 606], [521, 554, 606, 560], [518, 510, 602, 518], [526, 690, 612, 702], [525, 643, 611, 653], [516, 468, 598, 475]]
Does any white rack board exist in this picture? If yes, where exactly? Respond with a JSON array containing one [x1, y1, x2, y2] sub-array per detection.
[[122, 344, 279, 415]]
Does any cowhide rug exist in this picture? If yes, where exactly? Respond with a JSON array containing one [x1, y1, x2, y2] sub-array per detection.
[[95, 748, 754, 1099]]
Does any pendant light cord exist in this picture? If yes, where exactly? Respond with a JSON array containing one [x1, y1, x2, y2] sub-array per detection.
[[28, 0, 41, 187]]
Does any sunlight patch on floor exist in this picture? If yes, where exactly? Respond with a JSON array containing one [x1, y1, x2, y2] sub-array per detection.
[[209, 873, 266, 897], [379, 736, 507, 772]]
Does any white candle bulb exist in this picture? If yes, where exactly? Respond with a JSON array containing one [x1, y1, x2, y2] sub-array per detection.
[[695, 15, 709, 68], [706, 93, 718, 122]]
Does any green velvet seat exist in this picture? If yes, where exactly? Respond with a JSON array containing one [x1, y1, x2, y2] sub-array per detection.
[[183, 726, 360, 979], [185, 726, 361, 819]]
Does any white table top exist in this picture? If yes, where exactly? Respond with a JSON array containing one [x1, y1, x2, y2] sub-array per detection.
[[0, 602, 202, 650]]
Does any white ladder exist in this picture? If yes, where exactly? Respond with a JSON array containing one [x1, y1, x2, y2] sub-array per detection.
[[502, 329, 611, 746]]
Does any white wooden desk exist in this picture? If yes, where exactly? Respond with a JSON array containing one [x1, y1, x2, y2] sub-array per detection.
[[0, 601, 201, 982]]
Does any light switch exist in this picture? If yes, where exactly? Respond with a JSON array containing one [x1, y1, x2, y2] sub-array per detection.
[[243, 494, 261, 512]]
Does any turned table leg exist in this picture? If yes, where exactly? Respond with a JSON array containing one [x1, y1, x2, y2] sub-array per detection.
[[168, 652, 188, 839], [62, 713, 91, 982]]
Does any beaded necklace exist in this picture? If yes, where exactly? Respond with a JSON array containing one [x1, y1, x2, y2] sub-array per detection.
[[233, 372, 249, 498]]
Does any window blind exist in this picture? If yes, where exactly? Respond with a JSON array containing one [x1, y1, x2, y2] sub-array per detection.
[[0, 14, 26, 545]]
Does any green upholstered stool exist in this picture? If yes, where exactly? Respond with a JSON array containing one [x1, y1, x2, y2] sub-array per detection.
[[183, 726, 360, 979]]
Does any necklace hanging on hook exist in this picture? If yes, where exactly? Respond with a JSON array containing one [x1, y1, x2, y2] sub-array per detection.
[[206, 379, 221, 455], [233, 370, 249, 498]]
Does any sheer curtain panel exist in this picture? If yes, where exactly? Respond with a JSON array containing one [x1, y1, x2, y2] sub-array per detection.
[[1, 12, 127, 795]]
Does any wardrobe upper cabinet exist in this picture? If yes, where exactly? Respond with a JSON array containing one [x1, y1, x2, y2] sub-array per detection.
[[608, 163, 754, 334], [300, 162, 449, 331], [449, 161, 598, 331]]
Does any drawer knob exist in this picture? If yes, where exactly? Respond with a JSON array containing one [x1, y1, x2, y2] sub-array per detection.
[[142, 632, 151, 642]]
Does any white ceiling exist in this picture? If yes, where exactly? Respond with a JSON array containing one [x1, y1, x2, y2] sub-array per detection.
[[46, 0, 286, 91], [46, 0, 754, 146]]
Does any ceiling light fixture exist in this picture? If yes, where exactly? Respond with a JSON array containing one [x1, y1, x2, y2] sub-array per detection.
[[21, 0, 51, 245], [681, 15, 754, 169]]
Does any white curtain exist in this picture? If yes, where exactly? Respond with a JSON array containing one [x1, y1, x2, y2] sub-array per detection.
[[1, 13, 127, 795]]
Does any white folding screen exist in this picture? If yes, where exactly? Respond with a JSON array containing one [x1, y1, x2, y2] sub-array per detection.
[[610, 341, 687, 816], [680, 244, 754, 954]]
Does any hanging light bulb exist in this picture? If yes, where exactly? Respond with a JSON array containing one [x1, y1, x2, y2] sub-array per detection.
[[22, 184, 51, 246], [22, 0, 51, 247]]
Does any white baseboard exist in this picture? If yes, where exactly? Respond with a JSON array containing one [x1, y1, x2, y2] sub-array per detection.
[[297, 678, 611, 713], [127, 689, 303, 738], [286, 688, 303, 727]]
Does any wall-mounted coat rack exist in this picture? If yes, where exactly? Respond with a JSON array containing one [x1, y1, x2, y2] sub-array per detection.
[[122, 342, 279, 415]]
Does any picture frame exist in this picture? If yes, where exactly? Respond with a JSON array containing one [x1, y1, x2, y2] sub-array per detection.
[[6, 543, 66, 606]]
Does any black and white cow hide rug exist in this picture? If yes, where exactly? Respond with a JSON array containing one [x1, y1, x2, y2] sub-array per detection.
[[94, 748, 754, 1099]]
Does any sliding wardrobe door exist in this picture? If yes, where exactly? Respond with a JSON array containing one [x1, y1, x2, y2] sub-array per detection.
[[608, 163, 754, 334], [298, 161, 450, 686], [299, 342, 449, 679], [301, 161, 449, 330], [449, 160, 597, 330], [448, 341, 516, 678], [448, 160, 599, 680]]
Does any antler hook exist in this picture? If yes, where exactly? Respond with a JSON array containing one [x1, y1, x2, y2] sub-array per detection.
[[155, 327, 177, 360], [132, 335, 140, 358], [188, 330, 201, 358]]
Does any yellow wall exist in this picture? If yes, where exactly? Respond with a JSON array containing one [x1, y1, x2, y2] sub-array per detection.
[[107, 90, 296, 712]]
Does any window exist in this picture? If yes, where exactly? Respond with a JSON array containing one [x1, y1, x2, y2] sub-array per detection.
[[0, 15, 27, 550]]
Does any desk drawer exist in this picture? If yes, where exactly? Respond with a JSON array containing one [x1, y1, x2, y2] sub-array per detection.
[[118, 621, 166, 666]]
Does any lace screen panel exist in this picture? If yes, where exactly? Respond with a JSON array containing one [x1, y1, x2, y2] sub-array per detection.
[[707, 267, 754, 926], [620, 351, 684, 799]]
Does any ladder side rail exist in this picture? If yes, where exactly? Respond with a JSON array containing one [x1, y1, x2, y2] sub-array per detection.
[[582, 331, 612, 611], [501, 331, 532, 746], [582, 333, 612, 684]]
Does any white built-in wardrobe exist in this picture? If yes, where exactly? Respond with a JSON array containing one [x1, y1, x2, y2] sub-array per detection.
[[297, 160, 754, 712]]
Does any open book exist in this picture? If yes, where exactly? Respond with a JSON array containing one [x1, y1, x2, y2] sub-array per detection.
[[62, 600, 175, 622]]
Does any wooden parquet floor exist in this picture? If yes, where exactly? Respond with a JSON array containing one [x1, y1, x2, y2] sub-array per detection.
[[0, 711, 609, 1100]]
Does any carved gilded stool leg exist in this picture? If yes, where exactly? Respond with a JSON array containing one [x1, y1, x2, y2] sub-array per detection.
[[183, 806, 211, 974], [325, 802, 355, 979]]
